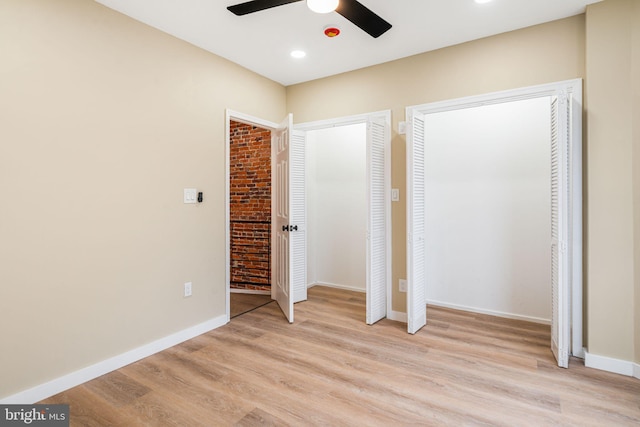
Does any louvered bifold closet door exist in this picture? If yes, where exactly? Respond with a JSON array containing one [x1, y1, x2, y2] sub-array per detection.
[[366, 117, 388, 324], [407, 112, 427, 334], [290, 130, 307, 304], [550, 95, 570, 368]]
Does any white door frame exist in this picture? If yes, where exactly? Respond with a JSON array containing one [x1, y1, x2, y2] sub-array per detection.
[[225, 109, 393, 323], [225, 109, 280, 322], [405, 79, 583, 358], [295, 110, 393, 321]]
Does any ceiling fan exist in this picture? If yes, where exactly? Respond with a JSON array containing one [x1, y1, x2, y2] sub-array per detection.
[[227, 0, 392, 38]]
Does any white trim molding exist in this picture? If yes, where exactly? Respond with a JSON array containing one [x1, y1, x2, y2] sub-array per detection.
[[573, 346, 585, 360], [427, 300, 551, 325], [634, 363, 640, 380], [387, 310, 408, 323], [225, 109, 281, 323], [295, 109, 391, 131], [584, 350, 637, 377], [0, 315, 227, 404], [230, 289, 271, 295], [309, 282, 365, 293]]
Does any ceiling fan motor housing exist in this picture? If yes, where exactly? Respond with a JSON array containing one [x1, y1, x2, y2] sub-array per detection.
[[227, 0, 392, 39]]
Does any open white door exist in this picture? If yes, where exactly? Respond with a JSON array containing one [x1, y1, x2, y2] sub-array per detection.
[[366, 116, 390, 324], [273, 114, 294, 323], [406, 111, 427, 334], [550, 95, 570, 368], [290, 130, 307, 304]]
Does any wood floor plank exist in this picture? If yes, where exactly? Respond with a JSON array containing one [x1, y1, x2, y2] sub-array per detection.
[[245, 318, 563, 425], [83, 371, 151, 408], [193, 334, 413, 425], [40, 286, 640, 426], [233, 408, 288, 427], [230, 293, 273, 318], [120, 352, 252, 425], [42, 386, 130, 427]]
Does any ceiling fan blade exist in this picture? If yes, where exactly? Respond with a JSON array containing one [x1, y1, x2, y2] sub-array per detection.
[[336, 0, 392, 38], [228, 0, 303, 16]]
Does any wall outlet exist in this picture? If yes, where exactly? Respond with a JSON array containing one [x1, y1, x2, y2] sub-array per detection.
[[184, 282, 192, 297], [399, 279, 407, 293]]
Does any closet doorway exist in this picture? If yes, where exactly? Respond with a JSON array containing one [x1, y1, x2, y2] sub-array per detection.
[[225, 110, 392, 324], [406, 79, 583, 368], [305, 123, 368, 294], [296, 111, 392, 325]]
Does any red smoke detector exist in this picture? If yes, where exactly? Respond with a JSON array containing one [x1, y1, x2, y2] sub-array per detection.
[[324, 27, 340, 37]]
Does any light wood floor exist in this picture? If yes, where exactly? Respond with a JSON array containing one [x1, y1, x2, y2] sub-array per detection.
[[41, 286, 640, 426], [230, 293, 272, 318]]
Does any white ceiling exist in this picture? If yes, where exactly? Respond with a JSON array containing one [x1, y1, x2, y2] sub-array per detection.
[[95, 0, 601, 86]]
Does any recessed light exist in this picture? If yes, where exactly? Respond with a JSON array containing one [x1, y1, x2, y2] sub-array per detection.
[[290, 50, 306, 59], [475, 0, 492, 4]]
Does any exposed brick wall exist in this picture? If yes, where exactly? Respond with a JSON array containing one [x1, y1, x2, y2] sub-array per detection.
[[230, 121, 271, 292]]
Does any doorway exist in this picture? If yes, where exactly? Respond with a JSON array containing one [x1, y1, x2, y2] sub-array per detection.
[[296, 111, 392, 325], [225, 111, 280, 321], [406, 79, 583, 368], [225, 110, 392, 324], [228, 120, 273, 318], [423, 97, 552, 324], [305, 123, 368, 294], [229, 120, 272, 295]]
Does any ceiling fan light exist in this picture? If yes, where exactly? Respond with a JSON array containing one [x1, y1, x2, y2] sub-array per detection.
[[307, 0, 339, 14]]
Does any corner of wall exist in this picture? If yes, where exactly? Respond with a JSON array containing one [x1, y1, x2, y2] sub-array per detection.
[[0, 316, 227, 404], [585, 0, 636, 364]]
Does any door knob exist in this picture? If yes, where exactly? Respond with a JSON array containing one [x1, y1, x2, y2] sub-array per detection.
[[282, 225, 289, 232], [291, 225, 298, 231]]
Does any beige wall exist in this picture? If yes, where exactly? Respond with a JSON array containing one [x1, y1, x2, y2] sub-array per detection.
[[287, 15, 586, 313], [2, 0, 638, 401], [0, 0, 286, 398], [585, 0, 638, 363]]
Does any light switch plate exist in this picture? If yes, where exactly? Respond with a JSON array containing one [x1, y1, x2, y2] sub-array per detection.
[[392, 188, 400, 202], [398, 121, 407, 135], [184, 188, 197, 204]]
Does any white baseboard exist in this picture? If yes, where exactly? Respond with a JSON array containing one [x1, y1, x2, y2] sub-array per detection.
[[426, 299, 551, 325], [387, 310, 407, 323], [634, 363, 640, 380], [0, 315, 228, 404], [309, 282, 366, 293], [230, 289, 270, 295], [584, 350, 636, 377]]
